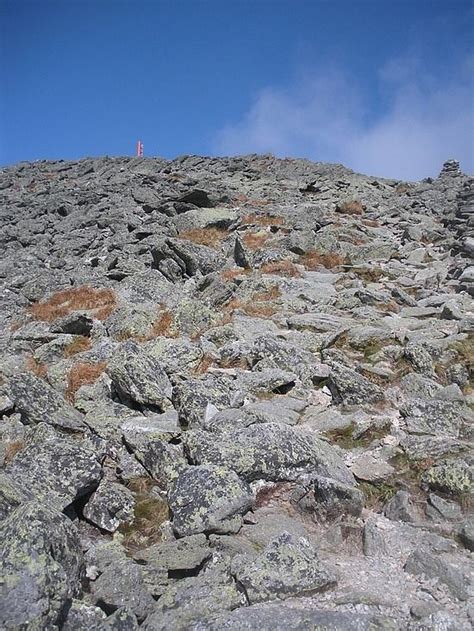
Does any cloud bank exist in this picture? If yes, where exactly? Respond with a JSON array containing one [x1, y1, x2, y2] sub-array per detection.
[[213, 58, 474, 181]]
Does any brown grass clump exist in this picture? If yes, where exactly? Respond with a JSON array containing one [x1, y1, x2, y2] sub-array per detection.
[[194, 354, 215, 375], [179, 227, 228, 248], [299, 251, 346, 270], [65, 361, 106, 400], [29, 286, 117, 323], [336, 200, 365, 215], [224, 298, 277, 319], [242, 232, 270, 250], [4, 440, 26, 465], [63, 336, 92, 358], [220, 268, 252, 281], [26, 355, 48, 378], [260, 260, 301, 278], [243, 213, 285, 226], [120, 492, 169, 552], [148, 310, 177, 339], [252, 286, 282, 301]]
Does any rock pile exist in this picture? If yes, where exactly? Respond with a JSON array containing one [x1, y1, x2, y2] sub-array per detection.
[[0, 154, 472, 629]]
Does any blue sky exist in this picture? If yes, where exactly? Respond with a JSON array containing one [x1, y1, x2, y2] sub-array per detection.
[[1, 0, 473, 179]]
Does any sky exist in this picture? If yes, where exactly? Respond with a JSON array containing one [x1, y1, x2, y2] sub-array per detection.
[[1, 0, 473, 180]]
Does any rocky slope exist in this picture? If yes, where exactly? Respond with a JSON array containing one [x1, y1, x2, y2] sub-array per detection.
[[0, 154, 472, 630]]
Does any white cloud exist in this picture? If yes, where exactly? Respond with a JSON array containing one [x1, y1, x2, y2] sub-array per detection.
[[213, 58, 474, 181]]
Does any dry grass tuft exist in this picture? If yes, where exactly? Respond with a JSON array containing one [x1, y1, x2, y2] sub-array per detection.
[[29, 286, 117, 323], [120, 491, 169, 552], [242, 213, 285, 226], [26, 355, 48, 378], [260, 260, 301, 277], [63, 336, 92, 357], [220, 268, 252, 281], [179, 227, 228, 248], [148, 310, 177, 339], [224, 298, 277, 319], [65, 361, 106, 400], [194, 353, 215, 375], [299, 251, 346, 270], [242, 232, 270, 250], [4, 440, 26, 464], [336, 200, 365, 215]]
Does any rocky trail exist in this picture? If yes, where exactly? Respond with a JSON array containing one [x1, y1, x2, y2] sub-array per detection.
[[0, 154, 472, 630]]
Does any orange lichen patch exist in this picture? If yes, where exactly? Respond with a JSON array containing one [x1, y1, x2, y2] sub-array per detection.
[[65, 361, 106, 400], [26, 355, 48, 378], [220, 268, 252, 281], [4, 440, 26, 465], [336, 200, 365, 215], [242, 213, 285, 226], [29, 286, 117, 323], [299, 251, 346, 270], [242, 232, 270, 250], [63, 336, 92, 358], [179, 227, 228, 248], [260, 260, 301, 278]]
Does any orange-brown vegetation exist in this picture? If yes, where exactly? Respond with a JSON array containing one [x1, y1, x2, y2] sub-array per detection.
[[4, 440, 26, 464], [242, 232, 270, 250], [224, 298, 277, 319], [29, 286, 117, 323], [242, 213, 285, 226], [148, 310, 177, 339], [220, 268, 252, 281], [376, 301, 400, 314], [299, 251, 346, 270], [179, 227, 228, 248], [63, 336, 92, 357], [260, 260, 301, 277], [352, 266, 384, 283], [26, 355, 48, 378], [194, 354, 215, 374], [65, 361, 107, 400], [336, 200, 365, 215], [252, 286, 282, 301]]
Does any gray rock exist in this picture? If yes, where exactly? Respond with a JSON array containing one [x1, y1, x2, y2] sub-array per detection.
[[426, 493, 462, 521], [62, 600, 107, 630], [184, 422, 355, 485], [293, 474, 364, 519], [107, 340, 172, 409], [459, 519, 474, 551], [233, 532, 336, 604], [8, 371, 85, 430], [83, 480, 135, 532], [327, 362, 385, 405], [6, 423, 102, 510], [0, 502, 84, 629], [404, 549, 469, 601], [169, 464, 254, 537], [90, 561, 156, 622], [142, 564, 245, 631], [133, 533, 211, 574], [206, 605, 400, 630], [384, 490, 419, 523]]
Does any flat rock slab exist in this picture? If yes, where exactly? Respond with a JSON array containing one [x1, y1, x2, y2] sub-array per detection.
[[9, 371, 85, 430], [168, 464, 253, 537], [184, 422, 355, 485], [232, 531, 336, 604]]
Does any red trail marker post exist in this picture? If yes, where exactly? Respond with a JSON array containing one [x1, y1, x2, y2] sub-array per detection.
[[136, 140, 143, 157]]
